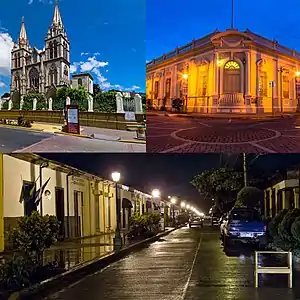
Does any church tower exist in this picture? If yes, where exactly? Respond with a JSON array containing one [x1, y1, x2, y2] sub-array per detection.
[[11, 17, 32, 97], [44, 0, 70, 90]]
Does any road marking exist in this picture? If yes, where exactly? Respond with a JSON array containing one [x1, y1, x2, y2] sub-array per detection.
[[181, 235, 202, 300], [13, 136, 55, 153], [161, 142, 194, 153], [249, 142, 276, 153]]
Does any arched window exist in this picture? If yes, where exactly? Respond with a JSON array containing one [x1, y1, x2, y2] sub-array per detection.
[[63, 42, 68, 60], [14, 54, 17, 68], [223, 60, 241, 93], [49, 64, 58, 86], [29, 67, 39, 90], [49, 42, 53, 59], [15, 74, 21, 90], [17, 53, 21, 68], [63, 65, 68, 79], [32, 50, 38, 64], [53, 40, 58, 58], [78, 78, 82, 87]]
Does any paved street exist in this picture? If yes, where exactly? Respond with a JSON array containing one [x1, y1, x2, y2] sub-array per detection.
[[146, 115, 300, 153], [0, 127, 145, 153], [47, 226, 299, 300]]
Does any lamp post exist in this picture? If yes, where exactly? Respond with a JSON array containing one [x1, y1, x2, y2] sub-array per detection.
[[152, 189, 164, 231], [112, 171, 122, 251], [170, 197, 176, 225]]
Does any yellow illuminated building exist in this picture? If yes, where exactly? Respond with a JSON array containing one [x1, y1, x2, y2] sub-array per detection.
[[146, 29, 300, 114], [0, 153, 3, 252]]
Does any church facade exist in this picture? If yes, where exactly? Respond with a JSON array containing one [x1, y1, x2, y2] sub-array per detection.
[[10, 1, 70, 103], [146, 29, 300, 114]]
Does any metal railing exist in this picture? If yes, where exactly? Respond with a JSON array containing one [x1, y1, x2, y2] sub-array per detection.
[[254, 251, 293, 288]]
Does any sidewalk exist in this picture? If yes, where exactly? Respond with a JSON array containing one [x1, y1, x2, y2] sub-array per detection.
[[147, 111, 296, 120]]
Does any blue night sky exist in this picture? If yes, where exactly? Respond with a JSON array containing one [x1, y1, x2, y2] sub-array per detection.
[[147, 0, 300, 62], [0, 0, 145, 96]]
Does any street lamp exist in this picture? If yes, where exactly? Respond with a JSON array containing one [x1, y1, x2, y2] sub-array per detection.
[[112, 171, 122, 251], [170, 197, 176, 225], [152, 189, 160, 198]]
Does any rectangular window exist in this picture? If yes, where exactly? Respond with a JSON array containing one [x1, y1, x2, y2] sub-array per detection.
[[197, 74, 207, 96], [154, 81, 159, 98], [23, 182, 36, 216], [259, 72, 268, 97], [283, 75, 289, 98], [165, 78, 171, 98]]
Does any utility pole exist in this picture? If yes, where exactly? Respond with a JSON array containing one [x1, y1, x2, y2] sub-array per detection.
[[243, 153, 247, 187]]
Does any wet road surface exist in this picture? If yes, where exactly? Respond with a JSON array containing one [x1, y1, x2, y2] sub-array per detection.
[[146, 115, 300, 153], [47, 226, 300, 300]]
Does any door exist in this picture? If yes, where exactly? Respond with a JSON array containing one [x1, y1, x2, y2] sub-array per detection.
[[74, 191, 81, 238], [55, 188, 65, 239]]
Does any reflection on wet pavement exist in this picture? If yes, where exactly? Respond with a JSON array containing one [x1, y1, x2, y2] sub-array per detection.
[[46, 226, 300, 300]]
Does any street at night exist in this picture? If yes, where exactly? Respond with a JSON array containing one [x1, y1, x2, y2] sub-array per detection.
[[146, 115, 300, 153], [47, 226, 299, 300]]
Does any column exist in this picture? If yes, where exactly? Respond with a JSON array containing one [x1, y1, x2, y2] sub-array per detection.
[[172, 64, 178, 98], [245, 52, 251, 96], [211, 52, 218, 113], [273, 59, 279, 112]]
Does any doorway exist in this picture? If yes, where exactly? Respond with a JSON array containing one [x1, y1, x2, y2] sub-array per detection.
[[55, 188, 65, 239], [223, 60, 241, 93], [74, 191, 84, 238]]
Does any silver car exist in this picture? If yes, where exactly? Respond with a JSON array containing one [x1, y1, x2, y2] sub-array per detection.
[[189, 216, 204, 228]]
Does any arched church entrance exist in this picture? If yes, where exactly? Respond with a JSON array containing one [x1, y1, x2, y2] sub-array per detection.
[[223, 60, 241, 93]]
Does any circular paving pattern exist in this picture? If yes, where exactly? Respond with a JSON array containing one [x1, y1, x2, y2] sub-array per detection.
[[174, 126, 278, 143]]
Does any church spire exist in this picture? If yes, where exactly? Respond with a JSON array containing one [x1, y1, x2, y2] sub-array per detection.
[[52, 0, 63, 28], [18, 16, 28, 47]]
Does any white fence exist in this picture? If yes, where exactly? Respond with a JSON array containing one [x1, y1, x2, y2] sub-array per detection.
[[254, 251, 293, 288]]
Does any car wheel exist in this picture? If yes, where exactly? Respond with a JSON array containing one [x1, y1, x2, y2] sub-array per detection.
[[223, 236, 231, 250]]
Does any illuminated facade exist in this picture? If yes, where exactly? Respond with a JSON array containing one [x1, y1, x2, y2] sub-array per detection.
[[146, 29, 300, 114]]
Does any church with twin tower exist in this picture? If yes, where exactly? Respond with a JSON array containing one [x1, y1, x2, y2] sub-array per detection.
[[10, 0, 93, 104]]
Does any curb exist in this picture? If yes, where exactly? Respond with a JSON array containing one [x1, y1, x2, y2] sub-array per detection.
[[119, 139, 146, 144], [53, 131, 92, 139], [16, 228, 177, 300], [0, 124, 45, 132]]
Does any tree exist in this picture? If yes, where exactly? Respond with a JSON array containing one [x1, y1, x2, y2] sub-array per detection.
[[93, 91, 117, 113], [22, 93, 47, 110], [93, 83, 101, 96], [1, 92, 10, 98], [191, 168, 244, 212], [235, 186, 264, 208], [55, 87, 89, 111]]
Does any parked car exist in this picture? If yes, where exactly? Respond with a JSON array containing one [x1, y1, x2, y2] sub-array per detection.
[[189, 216, 204, 228], [222, 207, 267, 250]]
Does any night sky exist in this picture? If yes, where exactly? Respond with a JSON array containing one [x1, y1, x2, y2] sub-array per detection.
[[146, 0, 300, 61], [40, 153, 300, 213]]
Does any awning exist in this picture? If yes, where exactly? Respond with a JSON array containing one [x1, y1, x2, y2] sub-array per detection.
[[122, 198, 133, 208]]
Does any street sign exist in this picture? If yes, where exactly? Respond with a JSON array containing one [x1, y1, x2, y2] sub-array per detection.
[[66, 104, 80, 134]]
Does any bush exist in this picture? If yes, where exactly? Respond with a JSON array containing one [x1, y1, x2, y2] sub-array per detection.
[[268, 209, 289, 239], [128, 212, 160, 239], [1, 101, 8, 110], [235, 186, 263, 208], [278, 208, 300, 246], [291, 216, 300, 247], [8, 211, 60, 262], [1, 213, 62, 297], [55, 87, 89, 111]]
